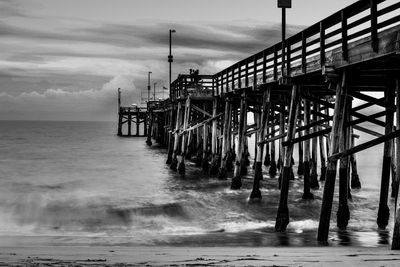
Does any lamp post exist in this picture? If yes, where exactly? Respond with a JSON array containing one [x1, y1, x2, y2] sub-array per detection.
[[168, 29, 176, 100], [278, 0, 291, 80], [153, 82, 157, 100], [166, 29, 176, 165], [147, 71, 152, 102]]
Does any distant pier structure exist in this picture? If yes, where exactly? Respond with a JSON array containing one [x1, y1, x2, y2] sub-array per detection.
[[120, 0, 400, 248], [117, 88, 148, 137]]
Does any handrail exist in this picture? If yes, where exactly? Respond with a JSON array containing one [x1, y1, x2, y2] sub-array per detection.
[[171, 0, 400, 97]]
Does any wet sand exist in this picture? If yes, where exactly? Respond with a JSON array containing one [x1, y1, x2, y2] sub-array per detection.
[[1, 246, 400, 266]]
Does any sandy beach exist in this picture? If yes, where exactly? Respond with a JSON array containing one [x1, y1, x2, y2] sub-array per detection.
[[0, 245, 399, 266]]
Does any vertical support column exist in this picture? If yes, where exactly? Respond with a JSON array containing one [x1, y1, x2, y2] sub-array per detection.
[[178, 97, 191, 175], [318, 71, 347, 243], [170, 101, 182, 171], [325, 106, 331, 157], [144, 112, 148, 137], [202, 102, 210, 172], [166, 105, 175, 164], [264, 125, 271, 166], [278, 110, 285, 172], [136, 111, 140, 137], [391, 79, 400, 250], [253, 109, 259, 170], [275, 84, 300, 232], [337, 96, 351, 230], [232, 90, 247, 189], [145, 111, 154, 143], [269, 107, 277, 176], [310, 101, 320, 189], [127, 108, 132, 136], [350, 117, 361, 188], [377, 85, 395, 229], [210, 97, 220, 175], [250, 88, 271, 200], [370, 0, 378, 52], [319, 104, 327, 181], [219, 98, 232, 179], [302, 99, 313, 200], [297, 100, 304, 175], [117, 88, 123, 136]]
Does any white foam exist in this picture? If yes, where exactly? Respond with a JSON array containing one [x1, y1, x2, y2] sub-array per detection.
[[217, 220, 275, 233]]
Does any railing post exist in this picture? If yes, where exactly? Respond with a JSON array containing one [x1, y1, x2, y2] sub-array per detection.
[[341, 10, 349, 61], [320, 21, 326, 68], [253, 55, 257, 89], [286, 40, 291, 77], [274, 45, 278, 81], [231, 68, 235, 90], [370, 0, 379, 52], [262, 50, 267, 83], [213, 76, 216, 97], [302, 32, 307, 73], [238, 63, 242, 88], [245, 59, 249, 87], [225, 69, 229, 92]]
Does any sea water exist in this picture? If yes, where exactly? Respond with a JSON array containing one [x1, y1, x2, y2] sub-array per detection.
[[0, 120, 395, 247]]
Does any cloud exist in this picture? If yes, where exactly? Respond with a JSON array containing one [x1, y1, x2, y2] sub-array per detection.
[[0, 75, 141, 121], [0, 0, 307, 121]]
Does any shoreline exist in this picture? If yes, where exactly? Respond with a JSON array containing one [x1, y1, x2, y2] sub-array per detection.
[[1, 245, 400, 266]]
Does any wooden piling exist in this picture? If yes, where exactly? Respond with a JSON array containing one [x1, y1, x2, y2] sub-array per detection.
[[278, 110, 285, 171], [337, 97, 351, 230], [310, 102, 320, 189], [166, 106, 175, 164], [170, 101, 182, 171], [136, 110, 141, 137], [391, 79, 400, 250], [219, 98, 232, 179], [264, 125, 271, 166], [350, 127, 361, 189], [127, 108, 132, 136], [202, 123, 209, 172], [146, 111, 152, 145], [209, 97, 220, 175], [250, 88, 271, 200], [269, 110, 278, 176], [302, 99, 314, 200], [377, 85, 395, 229], [117, 88, 123, 136], [275, 84, 300, 232], [297, 103, 304, 175], [202, 103, 210, 172], [178, 97, 191, 175], [318, 104, 327, 181], [232, 90, 247, 189], [318, 70, 347, 243]]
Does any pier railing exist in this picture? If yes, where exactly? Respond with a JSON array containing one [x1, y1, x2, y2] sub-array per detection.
[[171, 74, 214, 100], [170, 0, 400, 97]]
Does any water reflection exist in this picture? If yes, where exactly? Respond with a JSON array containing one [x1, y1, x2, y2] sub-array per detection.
[[337, 230, 353, 246], [378, 229, 390, 245]]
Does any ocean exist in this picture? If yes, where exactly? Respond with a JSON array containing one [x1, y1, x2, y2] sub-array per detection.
[[0, 120, 395, 247]]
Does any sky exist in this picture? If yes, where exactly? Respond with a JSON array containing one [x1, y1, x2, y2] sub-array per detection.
[[0, 0, 361, 121]]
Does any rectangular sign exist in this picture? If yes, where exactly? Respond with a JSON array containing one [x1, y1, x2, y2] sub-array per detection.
[[278, 0, 292, 8]]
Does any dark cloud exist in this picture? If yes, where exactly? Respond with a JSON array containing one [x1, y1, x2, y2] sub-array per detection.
[[0, 71, 110, 95], [0, 0, 29, 17], [0, 19, 304, 56]]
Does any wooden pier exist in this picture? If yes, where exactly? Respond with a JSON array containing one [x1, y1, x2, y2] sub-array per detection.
[[117, 88, 148, 137], [121, 0, 400, 248]]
